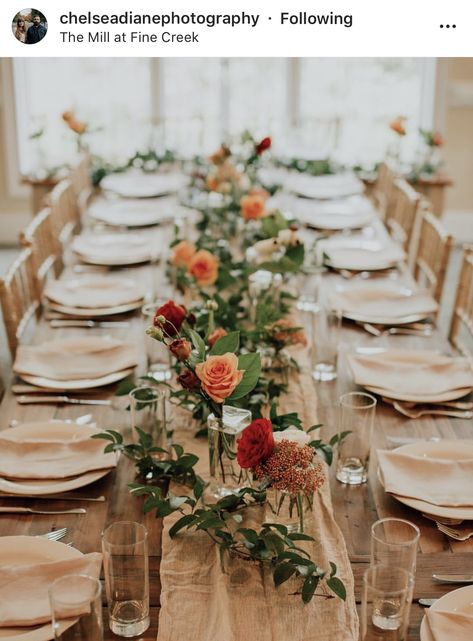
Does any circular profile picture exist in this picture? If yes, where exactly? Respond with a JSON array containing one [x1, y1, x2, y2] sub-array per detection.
[[12, 9, 47, 44]]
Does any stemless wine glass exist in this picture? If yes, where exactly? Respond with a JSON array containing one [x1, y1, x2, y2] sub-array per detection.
[[336, 391, 377, 485], [142, 302, 172, 382], [311, 306, 342, 381], [361, 565, 412, 639], [49, 574, 103, 641], [129, 386, 169, 458], [102, 522, 150, 638]]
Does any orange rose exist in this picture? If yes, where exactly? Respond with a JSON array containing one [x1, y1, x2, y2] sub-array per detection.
[[241, 194, 266, 221], [431, 132, 444, 147], [208, 327, 228, 348], [389, 117, 407, 137], [195, 353, 244, 403], [249, 187, 270, 201], [188, 249, 219, 286], [171, 240, 196, 268]]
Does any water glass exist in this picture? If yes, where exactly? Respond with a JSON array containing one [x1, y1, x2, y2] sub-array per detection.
[[102, 522, 150, 638], [336, 392, 376, 485], [129, 386, 169, 457], [371, 518, 420, 574], [311, 307, 341, 381], [142, 302, 172, 381], [49, 574, 103, 641], [361, 565, 412, 639]]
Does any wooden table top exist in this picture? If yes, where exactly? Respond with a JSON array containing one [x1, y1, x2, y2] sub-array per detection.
[[0, 221, 472, 641]]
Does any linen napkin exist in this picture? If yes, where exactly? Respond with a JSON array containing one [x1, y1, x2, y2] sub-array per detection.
[[45, 276, 145, 309], [0, 552, 102, 627], [330, 286, 438, 319], [13, 337, 139, 381], [378, 448, 473, 506], [325, 243, 405, 270], [426, 608, 473, 641], [0, 430, 116, 479], [348, 350, 473, 397]]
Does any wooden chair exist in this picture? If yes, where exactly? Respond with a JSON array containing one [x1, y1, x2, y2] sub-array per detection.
[[19, 207, 57, 299], [70, 153, 93, 216], [386, 178, 420, 252], [449, 246, 473, 360], [0, 247, 39, 357], [49, 179, 80, 275], [413, 203, 454, 304], [373, 162, 396, 220]]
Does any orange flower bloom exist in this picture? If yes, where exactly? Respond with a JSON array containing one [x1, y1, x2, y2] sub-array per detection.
[[209, 145, 231, 165], [170, 240, 196, 268], [62, 110, 87, 135], [208, 327, 228, 348], [241, 194, 266, 221], [270, 318, 307, 346], [195, 353, 244, 403], [431, 132, 444, 147], [249, 187, 270, 201], [389, 117, 407, 137], [188, 249, 219, 286]]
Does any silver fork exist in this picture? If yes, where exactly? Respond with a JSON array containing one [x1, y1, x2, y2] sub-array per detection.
[[39, 527, 68, 541], [436, 523, 473, 541]]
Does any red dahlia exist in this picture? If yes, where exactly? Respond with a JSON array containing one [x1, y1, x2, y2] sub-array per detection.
[[237, 418, 275, 469]]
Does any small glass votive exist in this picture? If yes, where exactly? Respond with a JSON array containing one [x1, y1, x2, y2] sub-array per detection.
[[142, 302, 172, 382], [336, 391, 377, 485], [102, 522, 150, 638], [311, 307, 341, 381], [361, 565, 412, 639], [49, 574, 103, 641], [129, 386, 169, 457]]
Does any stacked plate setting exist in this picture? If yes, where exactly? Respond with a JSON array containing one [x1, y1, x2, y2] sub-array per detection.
[[72, 232, 156, 266]]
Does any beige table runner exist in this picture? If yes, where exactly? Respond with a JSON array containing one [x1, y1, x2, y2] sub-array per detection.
[[158, 346, 358, 641]]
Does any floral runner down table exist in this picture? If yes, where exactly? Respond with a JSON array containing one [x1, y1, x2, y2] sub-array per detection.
[[0, 138, 472, 641]]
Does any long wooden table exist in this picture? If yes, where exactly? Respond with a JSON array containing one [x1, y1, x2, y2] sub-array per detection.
[[0, 220, 472, 640]]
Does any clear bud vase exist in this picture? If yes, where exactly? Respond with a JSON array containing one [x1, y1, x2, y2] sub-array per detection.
[[207, 405, 252, 499], [265, 489, 314, 533]]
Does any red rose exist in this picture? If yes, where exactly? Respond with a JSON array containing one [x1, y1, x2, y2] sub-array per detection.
[[153, 300, 186, 337], [169, 338, 192, 361], [177, 369, 201, 392], [237, 418, 275, 469], [255, 137, 271, 156]]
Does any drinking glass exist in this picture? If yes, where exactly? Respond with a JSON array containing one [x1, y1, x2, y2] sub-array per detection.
[[129, 386, 169, 458], [336, 392, 376, 484], [142, 302, 172, 381], [361, 565, 411, 639], [311, 307, 341, 381], [49, 574, 103, 641], [371, 518, 420, 574], [102, 522, 150, 638]]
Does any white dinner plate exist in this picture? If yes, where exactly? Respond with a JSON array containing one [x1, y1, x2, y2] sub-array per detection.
[[100, 173, 187, 199], [19, 367, 134, 391], [379, 440, 473, 521], [0, 536, 82, 641], [366, 384, 473, 404], [420, 585, 473, 641], [303, 211, 374, 230], [87, 198, 177, 227], [0, 421, 116, 496], [46, 300, 143, 317], [44, 276, 146, 309], [72, 233, 152, 266]]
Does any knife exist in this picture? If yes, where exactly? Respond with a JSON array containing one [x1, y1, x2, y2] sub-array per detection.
[[0, 507, 86, 515], [50, 320, 130, 328], [0, 494, 105, 502], [18, 395, 112, 406], [418, 599, 437, 607], [432, 574, 473, 584]]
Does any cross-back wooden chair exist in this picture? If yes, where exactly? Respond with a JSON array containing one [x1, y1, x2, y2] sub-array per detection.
[[449, 246, 473, 361], [373, 162, 396, 220], [413, 202, 454, 304], [386, 178, 420, 252], [0, 247, 39, 357], [19, 207, 58, 299], [49, 178, 80, 275]]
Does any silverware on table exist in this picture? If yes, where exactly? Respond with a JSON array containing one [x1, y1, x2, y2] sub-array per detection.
[[0, 493, 106, 502], [422, 513, 463, 526], [436, 523, 473, 541], [418, 598, 437, 607], [18, 395, 112, 406], [0, 507, 86, 515], [433, 574, 473, 584], [391, 401, 473, 419], [40, 527, 68, 541], [362, 322, 433, 337], [50, 320, 130, 329]]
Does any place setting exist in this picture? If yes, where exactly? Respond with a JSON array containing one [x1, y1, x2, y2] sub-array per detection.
[[290, 194, 377, 231], [72, 231, 157, 267], [100, 171, 188, 199], [86, 196, 190, 228]]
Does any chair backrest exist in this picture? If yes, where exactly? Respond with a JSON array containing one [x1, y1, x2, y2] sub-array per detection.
[[413, 203, 454, 304], [373, 162, 397, 220], [19, 207, 57, 298], [449, 246, 473, 360], [49, 179, 80, 275], [70, 153, 93, 216], [0, 247, 39, 357], [386, 178, 420, 251]]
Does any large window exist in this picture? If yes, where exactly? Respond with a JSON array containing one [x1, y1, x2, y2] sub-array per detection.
[[12, 58, 436, 174]]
